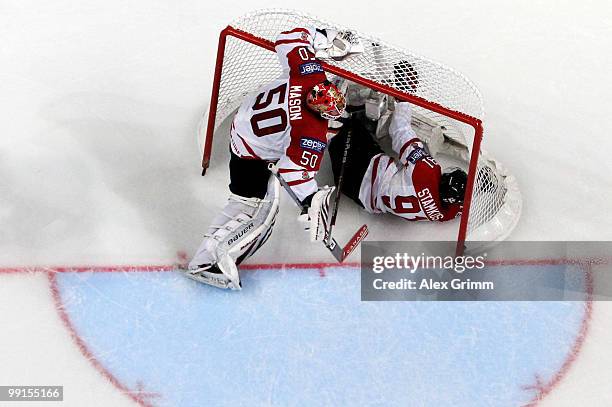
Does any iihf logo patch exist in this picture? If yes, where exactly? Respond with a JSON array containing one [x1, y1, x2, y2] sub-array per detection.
[[302, 171, 310, 180], [407, 147, 429, 164]]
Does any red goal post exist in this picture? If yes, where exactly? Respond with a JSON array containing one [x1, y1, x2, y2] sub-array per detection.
[[200, 10, 522, 254]]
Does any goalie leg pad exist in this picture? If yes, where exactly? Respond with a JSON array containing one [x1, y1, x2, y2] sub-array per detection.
[[187, 176, 280, 289]]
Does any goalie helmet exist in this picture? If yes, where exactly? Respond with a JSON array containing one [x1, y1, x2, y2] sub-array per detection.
[[440, 167, 467, 206], [306, 81, 346, 120]]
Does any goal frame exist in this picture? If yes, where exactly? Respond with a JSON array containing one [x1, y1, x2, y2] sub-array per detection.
[[201, 25, 484, 255]]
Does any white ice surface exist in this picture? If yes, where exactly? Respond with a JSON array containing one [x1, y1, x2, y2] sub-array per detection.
[[2, 0, 612, 405]]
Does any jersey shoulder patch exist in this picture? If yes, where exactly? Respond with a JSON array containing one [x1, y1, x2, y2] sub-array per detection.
[[406, 146, 429, 164]]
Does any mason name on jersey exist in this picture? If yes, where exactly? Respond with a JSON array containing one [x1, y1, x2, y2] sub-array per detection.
[[289, 85, 303, 121]]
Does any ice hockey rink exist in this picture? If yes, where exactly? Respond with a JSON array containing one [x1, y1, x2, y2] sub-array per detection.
[[2, 1, 612, 406]]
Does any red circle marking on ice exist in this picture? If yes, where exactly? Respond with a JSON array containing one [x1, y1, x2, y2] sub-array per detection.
[[47, 272, 159, 407], [0, 257, 600, 405]]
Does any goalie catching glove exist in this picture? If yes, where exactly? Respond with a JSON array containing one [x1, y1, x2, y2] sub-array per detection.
[[298, 186, 336, 242], [313, 28, 364, 60]]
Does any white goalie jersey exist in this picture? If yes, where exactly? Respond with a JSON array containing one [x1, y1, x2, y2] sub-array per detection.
[[229, 27, 331, 202], [358, 103, 463, 221]]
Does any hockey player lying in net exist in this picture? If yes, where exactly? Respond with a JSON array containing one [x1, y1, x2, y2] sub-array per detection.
[[328, 98, 467, 223], [183, 27, 355, 290]]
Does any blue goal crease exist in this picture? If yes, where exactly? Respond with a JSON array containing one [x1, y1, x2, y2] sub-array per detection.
[[56, 265, 586, 407]]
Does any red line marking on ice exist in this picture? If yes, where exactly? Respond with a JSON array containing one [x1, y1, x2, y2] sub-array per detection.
[[241, 261, 360, 271], [522, 262, 594, 406], [0, 265, 175, 274], [0, 261, 361, 275], [483, 257, 600, 405], [47, 272, 160, 407]]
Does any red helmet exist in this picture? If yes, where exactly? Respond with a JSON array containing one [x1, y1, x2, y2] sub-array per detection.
[[306, 81, 346, 119]]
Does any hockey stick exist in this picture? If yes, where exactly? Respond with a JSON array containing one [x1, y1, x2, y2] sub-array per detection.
[[269, 165, 368, 263], [326, 114, 353, 246]]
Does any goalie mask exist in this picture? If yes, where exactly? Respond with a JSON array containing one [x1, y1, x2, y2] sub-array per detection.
[[306, 81, 346, 120], [440, 167, 467, 206]]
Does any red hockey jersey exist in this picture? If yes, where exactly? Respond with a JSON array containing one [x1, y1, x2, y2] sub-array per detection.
[[358, 103, 462, 222]]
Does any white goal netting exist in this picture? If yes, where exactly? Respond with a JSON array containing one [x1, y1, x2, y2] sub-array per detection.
[[203, 9, 522, 249]]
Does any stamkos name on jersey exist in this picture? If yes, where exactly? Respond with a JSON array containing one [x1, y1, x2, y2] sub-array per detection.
[[407, 147, 429, 164], [417, 188, 443, 221], [299, 62, 324, 75], [300, 137, 327, 153]]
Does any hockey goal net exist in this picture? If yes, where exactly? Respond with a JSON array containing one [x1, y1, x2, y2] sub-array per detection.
[[200, 9, 522, 253]]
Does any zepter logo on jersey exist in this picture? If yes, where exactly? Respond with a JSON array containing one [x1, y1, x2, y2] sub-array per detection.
[[300, 137, 327, 153]]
